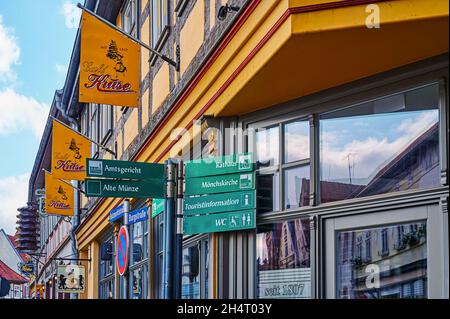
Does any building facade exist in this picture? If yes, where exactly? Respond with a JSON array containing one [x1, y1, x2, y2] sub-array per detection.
[[0, 230, 30, 299], [26, 0, 448, 299]]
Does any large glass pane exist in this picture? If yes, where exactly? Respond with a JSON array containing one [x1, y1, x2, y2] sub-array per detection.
[[131, 267, 143, 299], [336, 221, 427, 299], [132, 222, 143, 264], [284, 165, 310, 209], [320, 84, 440, 203], [182, 245, 201, 299], [256, 126, 279, 167], [284, 121, 310, 163], [256, 218, 311, 299], [257, 171, 280, 213]]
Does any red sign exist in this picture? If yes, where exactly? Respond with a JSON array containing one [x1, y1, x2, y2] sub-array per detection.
[[116, 226, 129, 276]]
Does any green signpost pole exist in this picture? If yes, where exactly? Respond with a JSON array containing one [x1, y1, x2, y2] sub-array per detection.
[[175, 160, 184, 299]]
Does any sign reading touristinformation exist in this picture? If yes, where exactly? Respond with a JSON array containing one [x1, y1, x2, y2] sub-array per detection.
[[56, 265, 86, 294], [185, 153, 253, 178], [87, 158, 165, 180], [184, 153, 256, 235], [116, 226, 129, 276], [79, 10, 140, 107], [184, 190, 255, 216], [85, 178, 165, 199]]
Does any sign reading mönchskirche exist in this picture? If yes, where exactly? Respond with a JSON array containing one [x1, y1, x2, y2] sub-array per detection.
[[86, 158, 165, 180], [185, 172, 255, 196], [85, 178, 165, 198], [57, 265, 86, 294], [109, 203, 124, 222], [183, 153, 256, 235]]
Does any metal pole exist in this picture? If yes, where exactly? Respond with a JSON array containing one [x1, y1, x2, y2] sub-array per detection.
[[174, 160, 184, 299], [163, 159, 176, 298], [76, 3, 179, 71], [123, 199, 130, 299]]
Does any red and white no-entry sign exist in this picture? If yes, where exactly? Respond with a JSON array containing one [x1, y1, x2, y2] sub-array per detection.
[[116, 226, 129, 276]]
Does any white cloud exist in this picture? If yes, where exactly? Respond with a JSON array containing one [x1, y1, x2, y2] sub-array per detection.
[[60, 1, 81, 29], [321, 111, 439, 183], [0, 173, 30, 235], [0, 15, 20, 82], [55, 63, 68, 75], [0, 88, 50, 138]]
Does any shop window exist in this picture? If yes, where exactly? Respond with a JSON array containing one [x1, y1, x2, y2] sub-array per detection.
[[99, 234, 115, 299], [320, 84, 440, 204], [254, 119, 310, 213], [256, 217, 311, 299], [122, 0, 138, 37], [151, 0, 169, 49], [153, 212, 165, 298], [336, 221, 427, 299], [129, 215, 149, 299], [182, 238, 209, 299]]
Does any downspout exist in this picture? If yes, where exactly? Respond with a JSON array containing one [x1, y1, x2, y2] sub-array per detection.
[[54, 89, 81, 299]]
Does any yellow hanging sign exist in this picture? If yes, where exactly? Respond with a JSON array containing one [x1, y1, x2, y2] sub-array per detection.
[[79, 11, 140, 107], [45, 172, 74, 216], [51, 120, 91, 180]]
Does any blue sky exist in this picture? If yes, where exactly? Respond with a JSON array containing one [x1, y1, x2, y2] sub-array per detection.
[[0, 0, 81, 233]]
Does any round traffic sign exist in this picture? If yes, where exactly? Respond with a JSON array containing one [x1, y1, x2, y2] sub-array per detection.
[[116, 226, 129, 276]]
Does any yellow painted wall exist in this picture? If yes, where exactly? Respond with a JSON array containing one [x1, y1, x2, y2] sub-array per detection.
[[179, 0, 205, 75], [142, 89, 150, 123], [210, 0, 216, 30], [123, 108, 139, 149], [141, 18, 150, 82], [152, 62, 170, 112]]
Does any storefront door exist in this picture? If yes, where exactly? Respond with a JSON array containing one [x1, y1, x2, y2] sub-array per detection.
[[324, 204, 445, 299]]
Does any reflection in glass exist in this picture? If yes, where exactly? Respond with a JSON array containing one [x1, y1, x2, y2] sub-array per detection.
[[336, 221, 427, 299], [182, 245, 200, 299], [256, 218, 311, 299], [320, 84, 440, 203], [284, 121, 309, 163], [256, 126, 279, 167], [257, 171, 280, 213], [131, 268, 143, 299], [284, 165, 310, 209]]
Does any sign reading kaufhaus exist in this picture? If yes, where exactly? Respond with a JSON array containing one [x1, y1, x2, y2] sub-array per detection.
[[185, 153, 253, 178], [87, 158, 165, 180]]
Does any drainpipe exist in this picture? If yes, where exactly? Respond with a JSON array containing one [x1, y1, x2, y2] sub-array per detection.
[[55, 89, 81, 299]]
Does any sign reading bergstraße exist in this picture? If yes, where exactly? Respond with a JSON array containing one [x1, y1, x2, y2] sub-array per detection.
[[184, 190, 255, 216], [87, 158, 165, 180], [185, 153, 253, 178], [85, 178, 165, 198], [185, 172, 255, 196]]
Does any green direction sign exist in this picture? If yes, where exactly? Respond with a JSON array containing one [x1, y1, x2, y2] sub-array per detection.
[[86, 158, 165, 180], [151, 198, 165, 218], [85, 179, 165, 199], [184, 210, 255, 235], [185, 153, 253, 179], [184, 190, 255, 216], [185, 172, 255, 196]]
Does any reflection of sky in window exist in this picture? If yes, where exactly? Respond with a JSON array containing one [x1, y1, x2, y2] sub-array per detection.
[[320, 110, 439, 184]]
